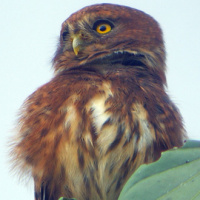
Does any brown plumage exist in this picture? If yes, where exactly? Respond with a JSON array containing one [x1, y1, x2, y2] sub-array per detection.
[[10, 4, 186, 200]]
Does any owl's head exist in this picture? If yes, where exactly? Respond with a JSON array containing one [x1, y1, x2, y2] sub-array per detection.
[[53, 4, 166, 82]]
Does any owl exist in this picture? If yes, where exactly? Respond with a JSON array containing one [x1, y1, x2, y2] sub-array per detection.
[[11, 3, 186, 200]]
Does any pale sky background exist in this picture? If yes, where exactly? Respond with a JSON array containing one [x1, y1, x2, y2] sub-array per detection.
[[1, 0, 200, 199]]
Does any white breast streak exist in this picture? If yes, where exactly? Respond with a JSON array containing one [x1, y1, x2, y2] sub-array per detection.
[[132, 103, 155, 151], [90, 97, 110, 133], [90, 82, 113, 133]]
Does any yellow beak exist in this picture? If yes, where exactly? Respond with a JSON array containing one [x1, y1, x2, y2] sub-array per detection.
[[72, 36, 83, 56]]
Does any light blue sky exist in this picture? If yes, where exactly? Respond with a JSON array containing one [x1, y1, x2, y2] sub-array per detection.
[[1, 0, 200, 199]]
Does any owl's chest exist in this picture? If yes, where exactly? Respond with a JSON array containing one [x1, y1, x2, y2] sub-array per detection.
[[72, 92, 155, 199], [77, 83, 155, 156], [56, 82, 157, 199]]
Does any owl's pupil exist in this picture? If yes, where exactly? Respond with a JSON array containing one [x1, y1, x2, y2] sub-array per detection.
[[99, 25, 106, 31]]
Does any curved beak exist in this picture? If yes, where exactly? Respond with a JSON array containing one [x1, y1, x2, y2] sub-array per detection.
[[72, 35, 83, 56]]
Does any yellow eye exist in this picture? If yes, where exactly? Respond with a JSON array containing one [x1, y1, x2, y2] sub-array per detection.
[[96, 23, 112, 34]]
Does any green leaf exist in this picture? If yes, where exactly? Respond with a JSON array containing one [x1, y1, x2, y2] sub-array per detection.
[[58, 198, 76, 200], [118, 140, 200, 200]]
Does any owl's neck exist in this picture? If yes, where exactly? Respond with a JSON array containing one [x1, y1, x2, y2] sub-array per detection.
[[59, 61, 166, 91], [54, 49, 166, 85]]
